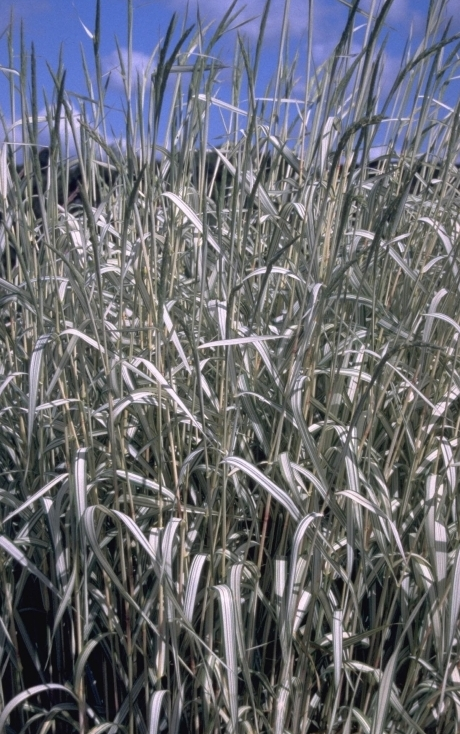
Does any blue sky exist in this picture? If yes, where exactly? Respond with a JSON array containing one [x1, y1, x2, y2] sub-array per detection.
[[0, 0, 459, 151]]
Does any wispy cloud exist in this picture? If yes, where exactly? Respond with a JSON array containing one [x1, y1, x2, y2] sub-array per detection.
[[147, 0, 310, 43], [144, 0, 446, 46], [102, 48, 155, 90]]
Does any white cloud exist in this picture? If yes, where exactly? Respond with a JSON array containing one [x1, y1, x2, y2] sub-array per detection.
[[102, 48, 156, 90], [147, 0, 310, 43]]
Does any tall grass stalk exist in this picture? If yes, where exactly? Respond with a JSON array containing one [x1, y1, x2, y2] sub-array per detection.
[[1, 0, 460, 731]]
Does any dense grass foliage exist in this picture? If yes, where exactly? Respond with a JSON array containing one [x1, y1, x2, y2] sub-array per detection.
[[1, 0, 460, 731]]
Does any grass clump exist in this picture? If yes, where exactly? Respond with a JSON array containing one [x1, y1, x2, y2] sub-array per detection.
[[1, 0, 460, 732]]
